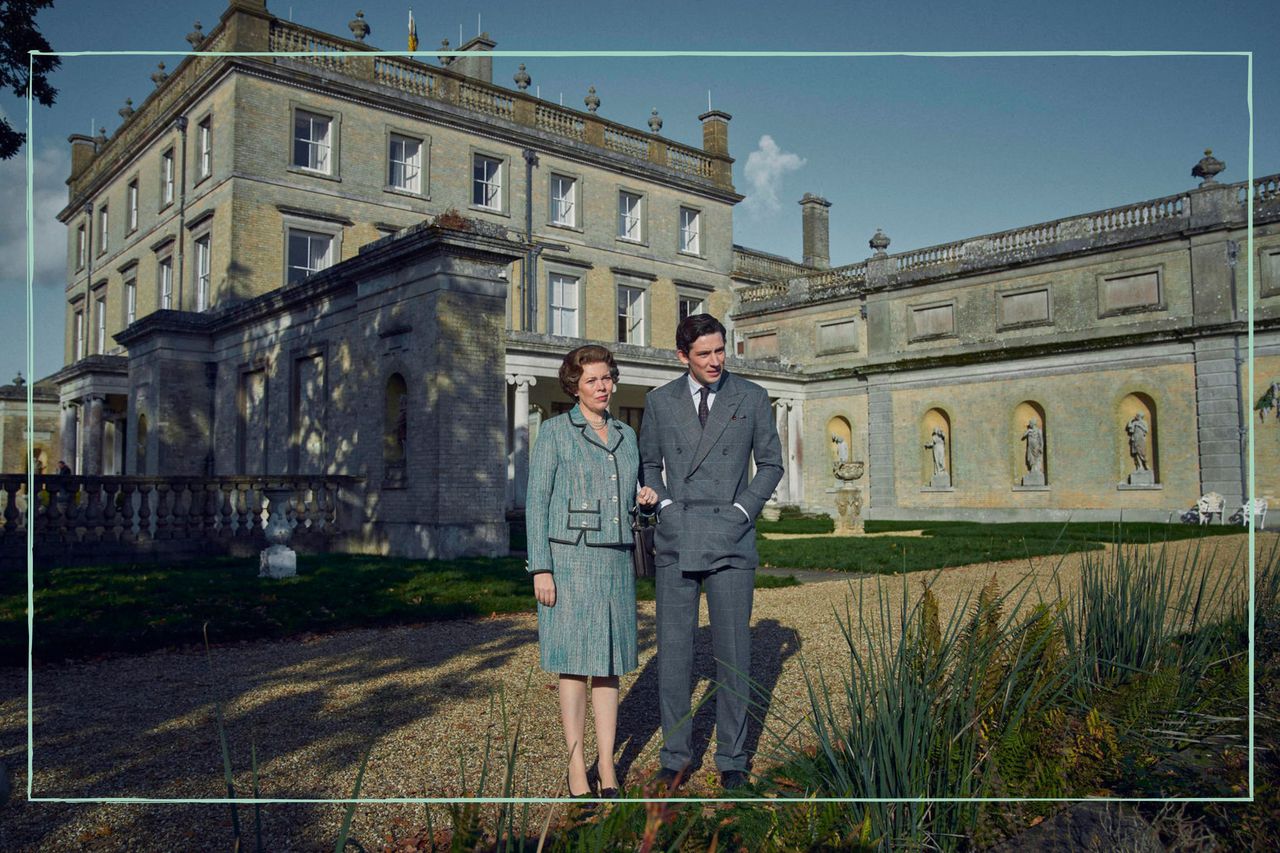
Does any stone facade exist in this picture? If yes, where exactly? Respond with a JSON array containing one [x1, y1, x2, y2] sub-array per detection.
[[43, 0, 1280, 547], [116, 222, 524, 558], [0, 377, 60, 474], [735, 171, 1280, 522]]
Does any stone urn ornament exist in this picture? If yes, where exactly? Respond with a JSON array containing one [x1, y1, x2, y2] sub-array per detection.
[[259, 487, 298, 578]]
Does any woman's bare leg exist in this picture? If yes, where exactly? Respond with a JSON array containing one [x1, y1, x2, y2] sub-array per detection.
[[590, 675, 620, 789], [559, 674, 590, 795]]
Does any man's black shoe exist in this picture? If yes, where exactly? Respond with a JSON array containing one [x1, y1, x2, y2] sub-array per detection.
[[720, 770, 750, 792], [653, 766, 686, 790]]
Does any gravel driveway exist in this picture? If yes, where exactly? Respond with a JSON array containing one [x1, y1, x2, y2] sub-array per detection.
[[0, 533, 1259, 851]]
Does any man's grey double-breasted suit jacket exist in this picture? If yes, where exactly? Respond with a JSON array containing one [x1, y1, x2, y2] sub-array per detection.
[[638, 371, 785, 572]]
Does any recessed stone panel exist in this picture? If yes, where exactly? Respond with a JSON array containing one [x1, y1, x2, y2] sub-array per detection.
[[747, 331, 779, 359], [911, 302, 955, 340], [999, 288, 1050, 327], [817, 317, 858, 353], [1100, 270, 1161, 315]]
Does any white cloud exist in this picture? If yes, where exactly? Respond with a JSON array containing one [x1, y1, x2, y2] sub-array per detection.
[[742, 134, 806, 216], [0, 142, 70, 291]]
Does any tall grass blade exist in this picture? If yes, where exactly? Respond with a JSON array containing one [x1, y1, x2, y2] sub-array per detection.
[[202, 623, 241, 845], [332, 741, 372, 853]]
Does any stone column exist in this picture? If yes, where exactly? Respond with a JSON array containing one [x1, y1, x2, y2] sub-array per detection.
[[506, 374, 536, 509], [82, 395, 105, 476], [59, 402, 79, 472], [787, 399, 804, 505], [772, 399, 791, 503]]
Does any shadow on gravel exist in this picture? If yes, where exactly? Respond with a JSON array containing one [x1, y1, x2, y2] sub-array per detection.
[[614, 615, 800, 785]]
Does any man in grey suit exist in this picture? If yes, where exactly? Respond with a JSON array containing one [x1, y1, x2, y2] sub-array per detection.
[[638, 313, 785, 791]]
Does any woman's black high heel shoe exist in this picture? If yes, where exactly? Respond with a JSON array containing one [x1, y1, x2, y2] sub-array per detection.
[[593, 760, 619, 799], [566, 771, 595, 799]]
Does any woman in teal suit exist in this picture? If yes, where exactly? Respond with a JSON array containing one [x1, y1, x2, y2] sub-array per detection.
[[527, 345, 657, 798]]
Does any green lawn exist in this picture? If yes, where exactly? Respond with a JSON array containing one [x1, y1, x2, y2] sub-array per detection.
[[0, 555, 796, 664], [758, 520, 1249, 574]]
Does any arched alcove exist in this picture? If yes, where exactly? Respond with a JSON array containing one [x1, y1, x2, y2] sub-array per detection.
[[1118, 392, 1159, 484], [385, 373, 408, 466], [827, 416, 853, 467], [135, 413, 148, 475], [921, 408, 953, 487], [1012, 401, 1047, 486]]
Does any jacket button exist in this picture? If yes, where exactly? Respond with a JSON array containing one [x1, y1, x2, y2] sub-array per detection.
[[723, 448, 729, 455], [608, 455, 614, 461], [714, 507, 720, 513], [677, 448, 683, 454], [610, 474, 617, 480], [611, 496, 618, 502], [613, 517, 619, 523]]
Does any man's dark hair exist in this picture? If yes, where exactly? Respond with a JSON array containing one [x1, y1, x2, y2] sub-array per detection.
[[676, 313, 727, 355]]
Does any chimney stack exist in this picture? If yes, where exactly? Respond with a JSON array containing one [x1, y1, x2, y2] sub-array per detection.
[[698, 109, 731, 157], [452, 32, 496, 83], [799, 193, 832, 269], [68, 134, 97, 181]]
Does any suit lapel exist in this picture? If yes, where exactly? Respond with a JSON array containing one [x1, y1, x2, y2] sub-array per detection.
[[690, 373, 745, 474], [669, 374, 704, 449], [568, 406, 622, 451]]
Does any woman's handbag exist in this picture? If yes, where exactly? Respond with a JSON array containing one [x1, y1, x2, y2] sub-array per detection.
[[630, 505, 657, 578]]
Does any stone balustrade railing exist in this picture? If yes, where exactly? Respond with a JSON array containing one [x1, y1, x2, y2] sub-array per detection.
[[0, 474, 361, 563], [1250, 175, 1280, 205], [732, 249, 811, 282], [737, 175, 1280, 313], [264, 20, 719, 184], [69, 16, 728, 206], [739, 262, 867, 304], [1086, 192, 1189, 234]]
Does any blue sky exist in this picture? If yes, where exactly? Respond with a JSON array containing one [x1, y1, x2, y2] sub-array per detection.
[[2, 0, 1273, 382]]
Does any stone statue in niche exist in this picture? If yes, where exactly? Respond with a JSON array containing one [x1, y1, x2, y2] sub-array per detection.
[[832, 433, 849, 464], [1019, 418, 1045, 487], [1125, 412, 1154, 486], [1126, 413, 1149, 471], [924, 427, 950, 488]]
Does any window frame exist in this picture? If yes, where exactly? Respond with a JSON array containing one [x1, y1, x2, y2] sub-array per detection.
[[97, 204, 109, 255], [126, 178, 139, 234], [75, 222, 86, 270], [469, 149, 509, 215], [72, 303, 85, 360], [288, 103, 341, 180], [675, 282, 711, 326], [193, 231, 212, 311], [160, 147, 175, 209], [616, 188, 646, 245], [124, 275, 137, 325], [385, 129, 428, 197], [546, 270, 581, 337], [93, 286, 108, 355], [616, 279, 649, 346], [548, 172, 581, 230], [156, 252, 174, 310], [196, 113, 213, 183], [678, 205, 702, 256]]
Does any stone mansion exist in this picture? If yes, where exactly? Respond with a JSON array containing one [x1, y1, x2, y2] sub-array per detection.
[[37, 0, 1280, 557]]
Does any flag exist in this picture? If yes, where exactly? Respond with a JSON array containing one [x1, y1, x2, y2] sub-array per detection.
[[408, 10, 419, 52]]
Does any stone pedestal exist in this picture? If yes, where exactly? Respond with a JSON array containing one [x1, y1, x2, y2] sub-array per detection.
[[834, 485, 864, 535], [1127, 469, 1155, 487], [259, 544, 297, 578], [1020, 471, 1046, 487], [930, 472, 951, 489]]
